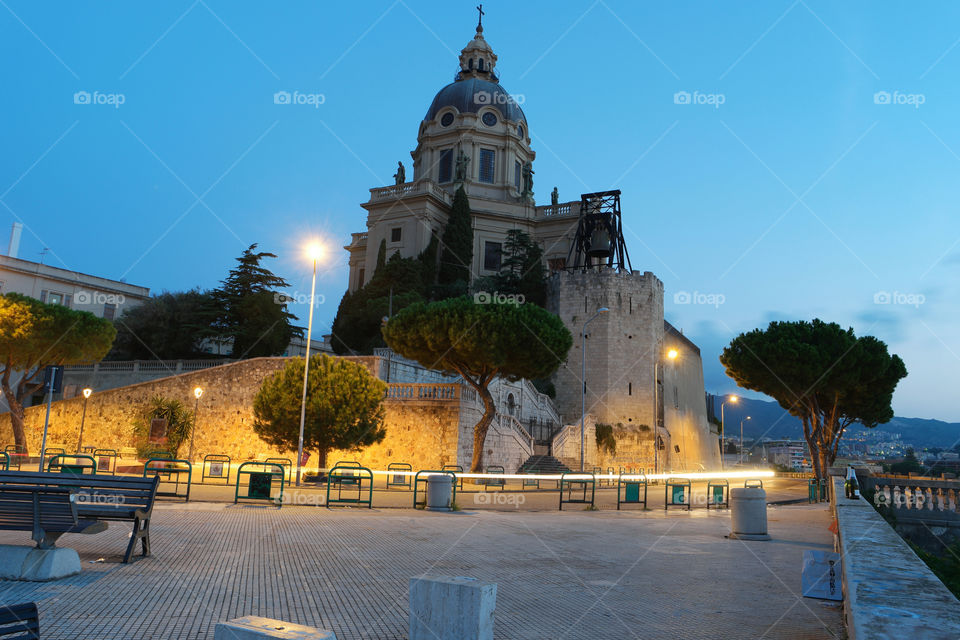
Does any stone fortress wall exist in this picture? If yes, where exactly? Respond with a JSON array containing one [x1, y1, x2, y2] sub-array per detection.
[[4, 354, 555, 474], [547, 269, 719, 472]]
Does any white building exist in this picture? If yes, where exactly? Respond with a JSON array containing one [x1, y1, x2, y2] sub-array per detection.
[[0, 224, 150, 320]]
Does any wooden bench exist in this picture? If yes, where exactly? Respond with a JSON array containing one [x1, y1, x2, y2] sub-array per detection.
[[0, 602, 39, 639], [0, 486, 106, 548], [0, 471, 160, 563]]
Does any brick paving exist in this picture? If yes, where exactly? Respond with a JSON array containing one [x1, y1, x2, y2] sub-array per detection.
[[0, 498, 842, 639]]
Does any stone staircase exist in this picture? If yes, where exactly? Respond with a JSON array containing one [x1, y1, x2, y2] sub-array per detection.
[[517, 455, 572, 475]]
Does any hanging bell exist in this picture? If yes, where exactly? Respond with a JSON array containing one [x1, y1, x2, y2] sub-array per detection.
[[588, 225, 612, 258]]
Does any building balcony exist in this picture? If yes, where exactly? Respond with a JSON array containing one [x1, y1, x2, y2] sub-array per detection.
[[535, 201, 580, 217], [368, 179, 452, 206]]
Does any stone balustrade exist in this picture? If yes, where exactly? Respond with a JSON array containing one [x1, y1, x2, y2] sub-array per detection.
[[369, 180, 451, 204], [535, 201, 579, 217], [866, 476, 960, 525], [386, 383, 460, 401]]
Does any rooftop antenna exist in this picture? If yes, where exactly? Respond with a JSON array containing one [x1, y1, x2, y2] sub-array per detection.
[[38, 248, 49, 265]]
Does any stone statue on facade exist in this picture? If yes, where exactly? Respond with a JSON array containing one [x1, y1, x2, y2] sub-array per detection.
[[455, 150, 470, 182], [551, 186, 559, 205], [522, 162, 534, 195], [393, 161, 406, 185]]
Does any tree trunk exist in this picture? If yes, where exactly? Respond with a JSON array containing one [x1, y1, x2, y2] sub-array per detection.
[[317, 448, 328, 470], [1, 372, 27, 455], [469, 383, 497, 474]]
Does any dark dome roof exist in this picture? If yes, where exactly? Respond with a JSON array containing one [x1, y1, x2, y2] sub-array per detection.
[[425, 77, 526, 124]]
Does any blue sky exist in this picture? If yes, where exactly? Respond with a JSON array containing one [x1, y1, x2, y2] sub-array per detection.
[[2, 1, 958, 421]]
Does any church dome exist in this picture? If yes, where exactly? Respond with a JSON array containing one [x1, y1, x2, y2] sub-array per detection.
[[424, 77, 526, 124]]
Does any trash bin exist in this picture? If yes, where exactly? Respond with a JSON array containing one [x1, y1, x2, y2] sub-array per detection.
[[426, 473, 453, 512], [729, 487, 770, 540]]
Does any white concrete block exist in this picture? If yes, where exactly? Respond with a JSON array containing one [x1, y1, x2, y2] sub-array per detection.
[[409, 575, 496, 640], [0, 544, 81, 581], [214, 617, 336, 640]]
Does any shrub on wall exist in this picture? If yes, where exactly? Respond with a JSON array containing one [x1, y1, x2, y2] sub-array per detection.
[[595, 423, 616, 454], [131, 396, 195, 458]]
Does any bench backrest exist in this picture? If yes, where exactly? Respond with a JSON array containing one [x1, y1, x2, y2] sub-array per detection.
[[0, 487, 77, 533], [0, 471, 159, 515], [0, 602, 39, 639]]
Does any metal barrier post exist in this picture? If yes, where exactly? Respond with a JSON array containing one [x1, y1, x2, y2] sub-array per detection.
[[707, 479, 729, 509], [326, 465, 374, 508], [264, 457, 293, 483], [414, 470, 458, 509], [485, 465, 505, 489], [235, 462, 285, 506], [617, 473, 648, 510], [93, 449, 118, 475], [441, 464, 464, 490], [665, 478, 691, 511], [744, 479, 764, 489], [559, 473, 596, 511], [47, 454, 97, 475], [202, 454, 232, 484], [144, 458, 192, 501], [386, 462, 413, 490]]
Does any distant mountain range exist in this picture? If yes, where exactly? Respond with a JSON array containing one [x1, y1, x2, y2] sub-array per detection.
[[709, 395, 960, 450]]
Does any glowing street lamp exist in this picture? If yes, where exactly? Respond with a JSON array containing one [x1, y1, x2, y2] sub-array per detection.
[[76, 387, 93, 453], [580, 307, 609, 472], [654, 347, 680, 474], [740, 415, 751, 466], [189, 386, 203, 462], [720, 394, 738, 469], [296, 241, 325, 486]]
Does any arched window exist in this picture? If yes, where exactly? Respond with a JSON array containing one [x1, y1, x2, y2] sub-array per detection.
[[507, 393, 516, 416], [468, 58, 474, 70], [478, 58, 485, 71]]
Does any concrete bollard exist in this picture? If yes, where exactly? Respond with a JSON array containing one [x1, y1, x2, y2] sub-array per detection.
[[426, 473, 453, 511], [214, 616, 336, 639], [728, 487, 771, 541], [409, 575, 496, 640]]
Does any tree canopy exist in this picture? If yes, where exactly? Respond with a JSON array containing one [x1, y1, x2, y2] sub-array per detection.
[[108, 290, 215, 360], [720, 319, 907, 478], [252, 354, 387, 469], [383, 296, 572, 471], [474, 229, 547, 307], [211, 244, 301, 358], [0, 293, 116, 452]]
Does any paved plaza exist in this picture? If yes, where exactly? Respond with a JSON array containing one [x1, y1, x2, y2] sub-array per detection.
[[0, 492, 842, 639]]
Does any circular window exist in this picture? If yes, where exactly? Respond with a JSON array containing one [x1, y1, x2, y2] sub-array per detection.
[[518, 125, 525, 138], [440, 112, 454, 127], [482, 112, 498, 127]]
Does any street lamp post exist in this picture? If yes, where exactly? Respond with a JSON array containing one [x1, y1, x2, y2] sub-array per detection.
[[720, 395, 738, 469], [653, 348, 679, 475], [296, 242, 324, 487], [76, 387, 93, 453], [740, 415, 751, 466], [580, 307, 609, 472], [189, 387, 203, 462]]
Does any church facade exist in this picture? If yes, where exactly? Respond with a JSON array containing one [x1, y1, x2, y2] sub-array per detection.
[[344, 19, 720, 472]]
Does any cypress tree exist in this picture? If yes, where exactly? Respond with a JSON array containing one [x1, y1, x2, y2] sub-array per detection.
[[437, 186, 473, 293]]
